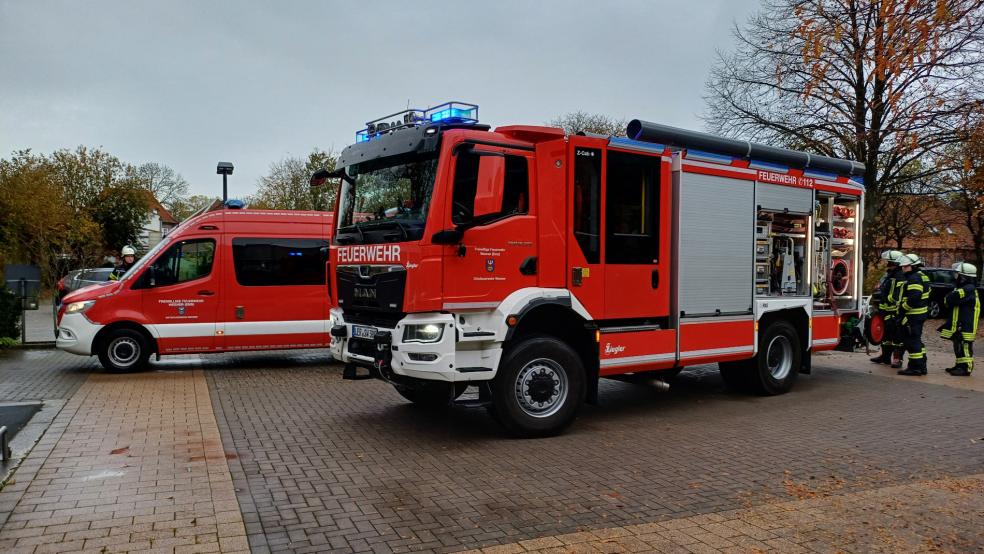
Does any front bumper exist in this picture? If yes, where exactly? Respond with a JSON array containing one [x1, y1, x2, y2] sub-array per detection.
[[331, 309, 500, 383], [55, 312, 103, 355]]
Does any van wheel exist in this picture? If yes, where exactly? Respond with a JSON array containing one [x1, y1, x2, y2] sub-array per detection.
[[395, 382, 467, 407], [98, 329, 151, 372], [928, 300, 941, 319], [491, 336, 584, 437]]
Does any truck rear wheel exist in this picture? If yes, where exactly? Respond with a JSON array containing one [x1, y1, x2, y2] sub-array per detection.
[[97, 328, 151, 373], [491, 336, 584, 437], [395, 382, 467, 408], [719, 320, 801, 395]]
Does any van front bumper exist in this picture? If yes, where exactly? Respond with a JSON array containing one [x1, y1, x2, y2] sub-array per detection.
[[330, 309, 500, 383], [55, 312, 103, 356]]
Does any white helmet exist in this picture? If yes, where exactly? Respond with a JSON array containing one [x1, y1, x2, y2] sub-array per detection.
[[121, 246, 136, 256], [952, 262, 978, 278], [906, 253, 925, 266], [881, 250, 904, 264], [896, 253, 918, 267]]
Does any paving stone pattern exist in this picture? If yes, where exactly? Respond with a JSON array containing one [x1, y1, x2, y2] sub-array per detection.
[[0, 369, 249, 553], [0, 349, 98, 403], [460, 473, 984, 553], [207, 364, 984, 553]]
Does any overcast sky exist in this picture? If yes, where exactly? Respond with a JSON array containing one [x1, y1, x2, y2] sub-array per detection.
[[1, 0, 761, 199]]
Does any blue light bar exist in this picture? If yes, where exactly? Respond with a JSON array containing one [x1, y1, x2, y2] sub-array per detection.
[[354, 101, 479, 142]]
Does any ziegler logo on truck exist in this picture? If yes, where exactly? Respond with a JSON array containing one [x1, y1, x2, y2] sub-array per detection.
[[336, 245, 402, 263]]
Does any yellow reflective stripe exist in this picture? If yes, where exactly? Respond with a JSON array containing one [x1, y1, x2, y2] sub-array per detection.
[[958, 288, 966, 298], [907, 284, 924, 292]]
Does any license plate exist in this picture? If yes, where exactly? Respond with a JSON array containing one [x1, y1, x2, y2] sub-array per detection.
[[352, 325, 377, 340]]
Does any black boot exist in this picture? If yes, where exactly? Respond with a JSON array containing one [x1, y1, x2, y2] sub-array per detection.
[[949, 365, 972, 377], [898, 367, 924, 376], [870, 346, 891, 364]]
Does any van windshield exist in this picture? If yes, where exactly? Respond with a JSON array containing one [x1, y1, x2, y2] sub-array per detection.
[[335, 152, 439, 245], [119, 235, 172, 282]]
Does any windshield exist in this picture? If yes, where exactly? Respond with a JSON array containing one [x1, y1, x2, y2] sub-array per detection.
[[119, 235, 172, 282], [336, 153, 439, 244]]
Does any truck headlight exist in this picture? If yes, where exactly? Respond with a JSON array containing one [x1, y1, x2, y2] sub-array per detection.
[[402, 323, 444, 343], [64, 300, 95, 314]]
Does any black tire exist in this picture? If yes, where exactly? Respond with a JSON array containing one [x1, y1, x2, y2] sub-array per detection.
[[928, 300, 941, 319], [490, 335, 585, 438], [748, 320, 801, 395], [97, 328, 151, 372], [395, 382, 467, 407]]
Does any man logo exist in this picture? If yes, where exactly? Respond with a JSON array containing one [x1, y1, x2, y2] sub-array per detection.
[[353, 287, 377, 300]]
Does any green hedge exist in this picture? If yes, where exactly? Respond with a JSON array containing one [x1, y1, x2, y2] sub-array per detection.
[[0, 288, 20, 340]]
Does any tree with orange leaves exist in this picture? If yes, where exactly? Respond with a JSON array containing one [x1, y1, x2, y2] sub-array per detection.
[[705, 0, 984, 267]]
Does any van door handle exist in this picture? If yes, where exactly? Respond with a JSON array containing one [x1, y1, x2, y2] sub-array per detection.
[[197, 290, 215, 296], [651, 269, 659, 289]]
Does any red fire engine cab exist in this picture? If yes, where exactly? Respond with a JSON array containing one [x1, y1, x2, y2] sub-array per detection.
[[321, 101, 865, 436]]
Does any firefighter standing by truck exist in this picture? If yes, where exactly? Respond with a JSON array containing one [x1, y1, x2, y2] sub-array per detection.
[[109, 245, 137, 281], [871, 250, 904, 365], [896, 254, 929, 375], [941, 262, 980, 377]]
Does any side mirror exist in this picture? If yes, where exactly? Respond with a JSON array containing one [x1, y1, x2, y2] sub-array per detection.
[[432, 229, 464, 244], [473, 156, 505, 219], [310, 168, 343, 188]]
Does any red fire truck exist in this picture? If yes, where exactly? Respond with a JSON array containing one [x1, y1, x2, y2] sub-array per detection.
[[320, 101, 865, 436]]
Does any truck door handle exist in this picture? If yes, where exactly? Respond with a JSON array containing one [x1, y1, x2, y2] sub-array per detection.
[[651, 269, 659, 289], [197, 290, 215, 296]]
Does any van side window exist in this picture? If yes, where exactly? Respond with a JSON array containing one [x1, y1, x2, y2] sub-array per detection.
[[232, 238, 329, 286], [148, 239, 215, 287], [451, 153, 529, 225], [606, 151, 660, 264]]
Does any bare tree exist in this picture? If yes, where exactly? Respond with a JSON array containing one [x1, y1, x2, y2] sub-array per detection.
[[937, 120, 984, 267], [251, 149, 337, 211], [549, 111, 627, 137], [704, 0, 984, 265], [135, 162, 189, 211]]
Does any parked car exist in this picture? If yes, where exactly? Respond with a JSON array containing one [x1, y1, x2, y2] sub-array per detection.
[[55, 267, 115, 306], [55, 209, 334, 371]]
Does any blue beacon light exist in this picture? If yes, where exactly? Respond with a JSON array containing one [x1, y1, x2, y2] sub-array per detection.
[[355, 101, 479, 142]]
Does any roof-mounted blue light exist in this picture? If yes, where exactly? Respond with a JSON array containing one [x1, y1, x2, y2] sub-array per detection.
[[355, 101, 479, 142]]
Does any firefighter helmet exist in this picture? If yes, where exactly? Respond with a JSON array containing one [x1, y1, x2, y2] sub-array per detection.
[[897, 253, 918, 267], [906, 253, 925, 266], [121, 246, 136, 256], [880, 250, 904, 264], [952, 262, 978, 278]]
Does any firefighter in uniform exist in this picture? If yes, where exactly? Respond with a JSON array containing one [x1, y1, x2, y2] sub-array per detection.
[[871, 250, 904, 365], [896, 254, 929, 375], [109, 245, 137, 281], [941, 262, 980, 377]]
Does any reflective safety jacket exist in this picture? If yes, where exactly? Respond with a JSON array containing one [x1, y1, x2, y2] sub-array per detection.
[[901, 269, 929, 318], [941, 282, 981, 341], [878, 268, 904, 314]]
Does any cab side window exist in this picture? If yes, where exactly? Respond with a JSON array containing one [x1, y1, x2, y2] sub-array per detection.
[[144, 239, 215, 287], [605, 151, 660, 264], [451, 152, 529, 225]]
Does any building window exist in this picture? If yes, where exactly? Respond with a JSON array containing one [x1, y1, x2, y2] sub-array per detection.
[[232, 238, 329, 286]]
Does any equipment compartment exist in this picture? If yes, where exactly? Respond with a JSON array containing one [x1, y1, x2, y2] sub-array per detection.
[[755, 210, 809, 297]]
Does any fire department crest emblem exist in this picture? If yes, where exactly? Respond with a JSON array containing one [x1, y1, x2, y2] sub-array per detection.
[[485, 259, 495, 273], [177, 306, 186, 316]]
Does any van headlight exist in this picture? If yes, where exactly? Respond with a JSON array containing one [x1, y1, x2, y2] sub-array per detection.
[[402, 323, 444, 343], [64, 300, 96, 314]]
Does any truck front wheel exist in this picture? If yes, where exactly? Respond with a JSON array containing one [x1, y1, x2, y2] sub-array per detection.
[[491, 336, 584, 437]]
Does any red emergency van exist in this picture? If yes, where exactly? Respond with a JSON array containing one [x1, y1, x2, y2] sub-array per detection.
[[56, 209, 334, 371]]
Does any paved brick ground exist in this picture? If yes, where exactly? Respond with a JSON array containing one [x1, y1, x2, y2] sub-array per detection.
[[0, 349, 98, 402], [460, 473, 984, 553], [206, 360, 984, 553], [0, 369, 248, 553]]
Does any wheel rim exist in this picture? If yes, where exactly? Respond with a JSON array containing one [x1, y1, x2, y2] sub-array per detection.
[[766, 335, 793, 380], [514, 358, 568, 418], [108, 337, 139, 367], [929, 302, 940, 318]]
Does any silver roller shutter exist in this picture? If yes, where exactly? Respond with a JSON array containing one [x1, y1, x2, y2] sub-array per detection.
[[679, 173, 754, 316], [755, 182, 813, 214]]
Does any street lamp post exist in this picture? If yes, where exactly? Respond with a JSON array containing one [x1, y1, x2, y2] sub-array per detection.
[[216, 162, 234, 203]]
